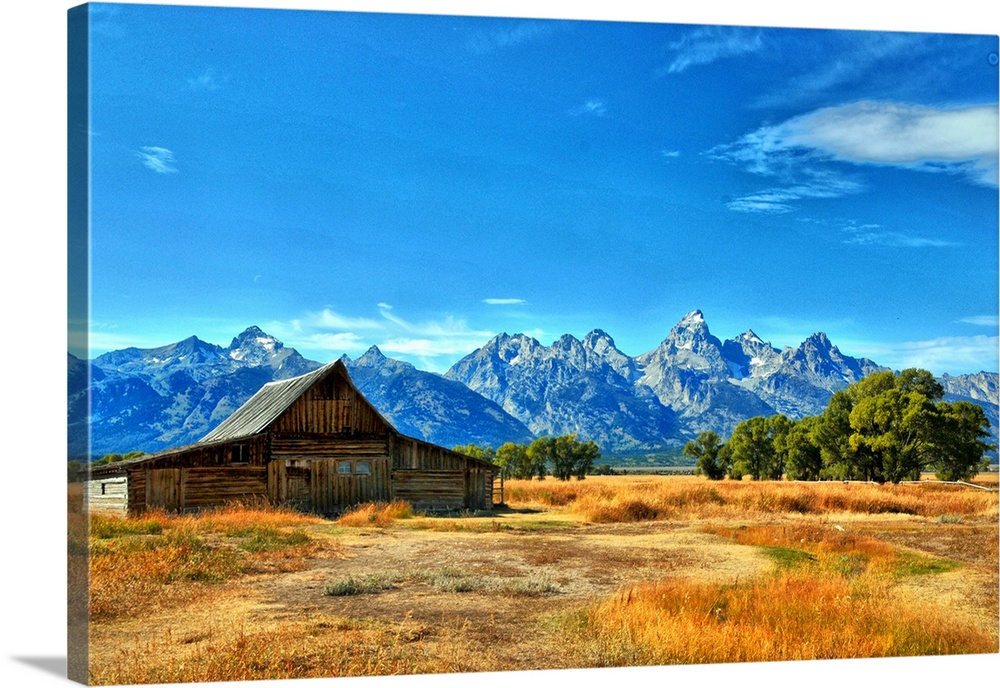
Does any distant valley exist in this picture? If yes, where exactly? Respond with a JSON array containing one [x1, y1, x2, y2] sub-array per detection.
[[68, 312, 999, 462]]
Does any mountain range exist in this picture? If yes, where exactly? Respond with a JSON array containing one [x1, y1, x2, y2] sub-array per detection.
[[68, 312, 999, 461]]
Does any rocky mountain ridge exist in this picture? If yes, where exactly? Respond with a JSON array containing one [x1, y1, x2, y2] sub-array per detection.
[[69, 315, 999, 459]]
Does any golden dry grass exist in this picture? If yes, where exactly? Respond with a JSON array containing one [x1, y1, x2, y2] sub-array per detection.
[[89, 611, 503, 685], [505, 475, 999, 522], [577, 571, 995, 666], [88, 503, 330, 621], [335, 500, 413, 527], [86, 476, 999, 684]]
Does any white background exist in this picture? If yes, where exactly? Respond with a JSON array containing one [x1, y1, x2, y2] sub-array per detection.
[[2, 1, 997, 687]]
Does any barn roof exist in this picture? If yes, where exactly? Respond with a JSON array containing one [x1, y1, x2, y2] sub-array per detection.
[[199, 359, 379, 443], [90, 358, 498, 474]]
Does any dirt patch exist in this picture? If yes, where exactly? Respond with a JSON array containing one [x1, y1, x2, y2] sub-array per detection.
[[88, 510, 999, 681]]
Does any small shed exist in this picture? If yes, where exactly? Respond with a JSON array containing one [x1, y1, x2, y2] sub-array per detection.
[[88, 360, 500, 515]]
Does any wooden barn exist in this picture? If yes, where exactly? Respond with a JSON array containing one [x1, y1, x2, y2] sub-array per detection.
[[87, 360, 501, 515]]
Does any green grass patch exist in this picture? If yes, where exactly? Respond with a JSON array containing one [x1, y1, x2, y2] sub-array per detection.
[[236, 527, 311, 553], [760, 545, 817, 571], [894, 554, 961, 577], [90, 515, 165, 539]]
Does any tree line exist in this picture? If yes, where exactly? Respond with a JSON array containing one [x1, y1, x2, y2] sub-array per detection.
[[454, 434, 601, 481], [683, 368, 994, 483]]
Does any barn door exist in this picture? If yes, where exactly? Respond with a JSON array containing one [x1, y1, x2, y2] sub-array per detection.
[[146, 468, 182, 512], [284, 465, 312, 511]]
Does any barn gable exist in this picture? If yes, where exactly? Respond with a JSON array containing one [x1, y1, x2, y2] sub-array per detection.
[[87, 359, 499, 515], [201, 360, 392, 442]]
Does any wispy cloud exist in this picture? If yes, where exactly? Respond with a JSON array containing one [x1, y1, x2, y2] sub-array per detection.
[[309, 307, 383, 331], [466, 20, 556, 55], [483, 298, 526, 305], [713, 101, 999, 187], [269, 303, 498, 372], [136, 146, 178, 174], [726, 174, 864, 214], [187, 68, 222, 91], [959, 315, 1000, 327], [569, 99, 607, 117], [751, 32, 924, 109], [660, 150, 680, 158], [840, 223, 956, 248], [841, 335, 1000, 375], [661, 26, 763, 75]]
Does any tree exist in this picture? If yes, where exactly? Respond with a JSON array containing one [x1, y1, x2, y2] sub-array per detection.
[[896, 367, 945, 401], [726, 416, 777, 481], [784, 416, 823, 481], [494, 442, 531, 479], [932, 401, 995, 481], [840, 368, 992, 484], [767, 414, 794, 480], [527, 435, 601, 481], [684, 431, 727, 480], [569, 437, 601, 479], [92, 450, 145, 467], [848, 387, 940, 483], [453, 443, 496, 464], [814, 389, 857, 479], [526, 437, 552, 480]]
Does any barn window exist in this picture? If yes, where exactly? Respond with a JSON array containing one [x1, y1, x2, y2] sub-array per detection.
[[229, 444, 247, 465], [355, 461, 371, 475], [101, 483, 107, 495], [337, 461, 352, 475]]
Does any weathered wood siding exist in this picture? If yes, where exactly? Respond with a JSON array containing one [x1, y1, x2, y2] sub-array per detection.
[[391, 469, 465, 509], [268, 457, 391, 514], [273, 373, 390, 436], [391, 436, 470, 470], [271, 436, 389, 458], [179, 467, 267, 511], [127, 468, 147, 512], [147, 468, 182, 511], [142, 466, 267, 513], [389, 436, 497, 509], [86, 476, 128, 514]]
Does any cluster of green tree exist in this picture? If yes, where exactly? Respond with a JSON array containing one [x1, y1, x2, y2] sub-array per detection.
[[93, 451, 146, 466], [683, 368, 994, 484], [454, 434, 601, 481], [67, 451, 146, 483]]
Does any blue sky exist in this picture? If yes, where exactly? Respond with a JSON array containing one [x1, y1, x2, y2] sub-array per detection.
[[81, 2, 999, 375]]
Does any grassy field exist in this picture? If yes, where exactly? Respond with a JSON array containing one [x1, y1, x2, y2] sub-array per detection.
[[85, 475, 999, 684]]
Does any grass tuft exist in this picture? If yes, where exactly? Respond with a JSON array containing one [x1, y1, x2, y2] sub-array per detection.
[[505, 476, 999, 523], [336, 501, 413, 527], [573, 572, 995, 666]]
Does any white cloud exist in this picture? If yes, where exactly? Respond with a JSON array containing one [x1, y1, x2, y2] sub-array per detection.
[[187, 68, 221, 91], [266, 304, 498, 372], [660, 150, 681, 158], [295, 332, 369, 354], [136, 146, 178, 174], [840, 222, 956, 248], [662, 26, 763, 74], [311, 307, 383, 331], [726, 175, 864, 214], [483, 298, 526, 305], [467, 20, 555, 55], [844, 335, 1000, 375], [716, 101, 999, 187], [959, 315, 1000, 327], [569, 99, 607, 117], [751, 32, 922, 110]]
